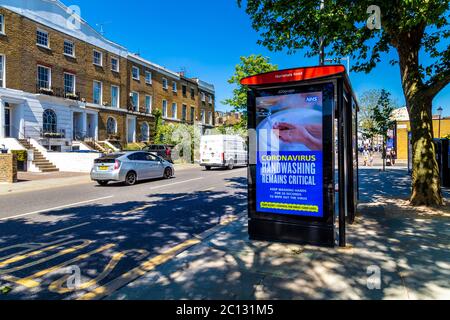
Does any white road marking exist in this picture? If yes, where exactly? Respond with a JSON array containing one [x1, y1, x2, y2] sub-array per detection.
[[43, 222, 91, 236], [149, 177, 204, 190], [0, 196, 113, 221]]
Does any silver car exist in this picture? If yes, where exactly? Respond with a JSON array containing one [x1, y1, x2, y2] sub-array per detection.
[[91, 151, 174, 186]]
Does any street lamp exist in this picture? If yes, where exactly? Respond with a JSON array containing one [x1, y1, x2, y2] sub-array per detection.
[[437, 106, 443, 138]]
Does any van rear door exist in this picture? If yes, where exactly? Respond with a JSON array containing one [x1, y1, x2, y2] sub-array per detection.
[[201, 136, 224, 164]]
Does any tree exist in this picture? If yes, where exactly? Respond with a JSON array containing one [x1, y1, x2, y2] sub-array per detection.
[[152, 109, 162, 142], [359, 89, 383, 146], [223, 54, 278, 116], [371, 89, 396, 171], [238, 0, 449, 206]]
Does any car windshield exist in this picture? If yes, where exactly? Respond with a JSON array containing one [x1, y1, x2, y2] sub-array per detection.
[[94, 154, 124, 163]]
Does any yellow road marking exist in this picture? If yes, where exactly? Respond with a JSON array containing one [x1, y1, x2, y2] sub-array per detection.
[[117, 204, 153, 215], [49, 249, 148, 294], [77, 239, 200, 300], [0, 240, 92, 275], [0, 244, 60, 268], [9, 243, 114, 288]]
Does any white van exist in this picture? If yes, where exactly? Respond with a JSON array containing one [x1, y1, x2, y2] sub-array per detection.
[[200, 135, 247, 170]]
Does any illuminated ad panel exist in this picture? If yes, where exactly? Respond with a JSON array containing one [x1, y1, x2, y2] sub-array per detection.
[[256, 91, 324, 217]]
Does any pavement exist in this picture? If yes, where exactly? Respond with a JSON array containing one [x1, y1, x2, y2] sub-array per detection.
[[109, 167, 450, 300]]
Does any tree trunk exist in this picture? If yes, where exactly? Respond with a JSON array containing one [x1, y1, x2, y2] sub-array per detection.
[[396, 31, 444, 207], [408, 95, 443, 206]]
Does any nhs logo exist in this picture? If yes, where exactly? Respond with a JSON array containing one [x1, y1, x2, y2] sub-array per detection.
[[305, 96, 319, 103]]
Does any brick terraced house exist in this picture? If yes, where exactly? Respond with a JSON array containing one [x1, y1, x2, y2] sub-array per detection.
[[0, 0, 214, 171]]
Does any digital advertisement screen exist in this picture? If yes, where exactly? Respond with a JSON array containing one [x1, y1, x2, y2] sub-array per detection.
[[256, 91, 324, 218]]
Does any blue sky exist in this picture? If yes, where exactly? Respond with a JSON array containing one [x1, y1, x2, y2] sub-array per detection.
[[68, 0, 449, 115]]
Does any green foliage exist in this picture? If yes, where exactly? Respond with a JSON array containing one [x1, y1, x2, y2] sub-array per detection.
[[152, 109, 163, 141], [11, 150, 27, 162], [371, 89, 396, 140], [359, 89, 399, 142], [239, 1, 449, 83], [124, 143, 146, 151], [155, 123, 200, 162], [223, 54, 278, 113]]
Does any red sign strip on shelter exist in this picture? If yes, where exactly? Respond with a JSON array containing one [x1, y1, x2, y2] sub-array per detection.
[[240, 65, 346, 86]]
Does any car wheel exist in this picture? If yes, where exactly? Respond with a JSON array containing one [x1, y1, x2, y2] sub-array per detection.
[[125, 171, 137, 186], [97, 180, 108, 186], [163, 167, 172, 179], [205, 166, 212, 171], [228, 161, 234, 170]]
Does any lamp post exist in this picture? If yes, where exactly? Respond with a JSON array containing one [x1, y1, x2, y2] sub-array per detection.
[[437, 106, 443, 139]]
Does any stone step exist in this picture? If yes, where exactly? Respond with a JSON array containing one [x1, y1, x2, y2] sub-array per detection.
[[41, 168, 59, 173]]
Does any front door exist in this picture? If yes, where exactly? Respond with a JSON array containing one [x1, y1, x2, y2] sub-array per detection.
[[4, 107, 10, 137], [127, 117, 136, 143]]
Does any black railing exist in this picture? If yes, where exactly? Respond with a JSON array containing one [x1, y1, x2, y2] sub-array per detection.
[[36, 83, 81, 101]]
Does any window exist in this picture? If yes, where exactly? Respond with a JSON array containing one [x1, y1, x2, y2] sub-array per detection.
[[0, 55, 5, 88], [201, 110, 205, 124], [0, 15, 5, 34], [208, 111, 213, 125], [141, 122, 149, 142], [182, 85, 187, 96], [132, 66, 140, 80], [63, 40, 75, 57], [111, 85, 120, 108], [93, 81, 102, 104], [162, 100, 168, 117], [162, 78, 168, 89], [43, 109, 57, 133], [190, 87, 195, 99], [64, 73, 75, 95], [37, 65, 51, 89], [182, 104, 187, 121], [208, 95, 213, 104], [111, 57, 119, 72], [93, 50, 102, 66], [172, 81, 177, 92], [145, 95, 152, 113], [106, 117, 117, 135], [201, 92, 206, 102], [36, 29, 49, 48], [145, 71, 152, 84], [172, 103, 177, 119], [131, 92, 139, 111], [190, 106, 195, 122]]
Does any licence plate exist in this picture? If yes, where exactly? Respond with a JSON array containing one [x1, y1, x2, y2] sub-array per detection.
[[99, 166, 109, 171], [203, 159, 209, 163]]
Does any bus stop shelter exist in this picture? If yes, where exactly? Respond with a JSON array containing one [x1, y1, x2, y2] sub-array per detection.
[[241, 65, 358, 247]]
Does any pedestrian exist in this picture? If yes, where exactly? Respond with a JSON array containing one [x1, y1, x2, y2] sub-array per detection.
[[391, 149, 396, 166], [369, 152, 374, 167], [363, 148, 369, 166]]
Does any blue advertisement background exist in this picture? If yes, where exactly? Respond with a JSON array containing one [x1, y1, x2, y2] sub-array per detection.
[[256, 151, 324, 218]]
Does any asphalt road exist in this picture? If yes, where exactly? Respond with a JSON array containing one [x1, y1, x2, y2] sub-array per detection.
[[0, 166, 247, 300]]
